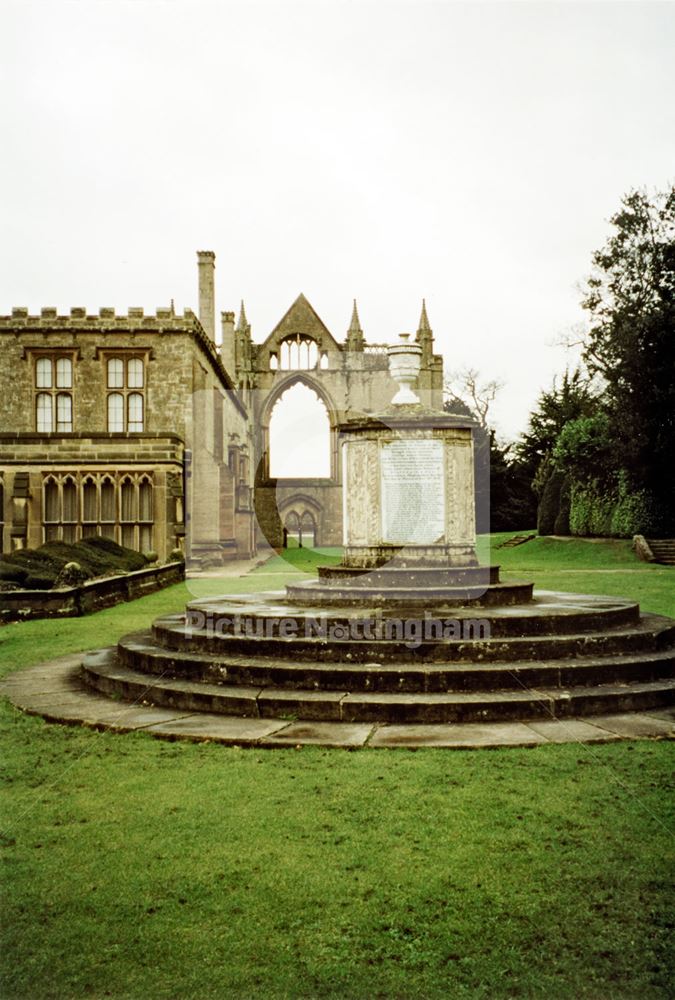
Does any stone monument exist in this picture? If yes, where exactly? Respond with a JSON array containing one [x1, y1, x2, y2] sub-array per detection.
[[79, 331, 675, 729], [340, 333, 476, 568]]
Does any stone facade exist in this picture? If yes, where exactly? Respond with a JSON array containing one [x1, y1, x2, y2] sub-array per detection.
[[0, 304, 254, 564], [0, 252, 444, 560]]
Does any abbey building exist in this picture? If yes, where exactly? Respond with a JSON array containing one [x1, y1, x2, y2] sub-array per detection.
[[0, 252, 443, 564]]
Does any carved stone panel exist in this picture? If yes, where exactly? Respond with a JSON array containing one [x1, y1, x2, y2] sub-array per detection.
[[380, 438, 445, 544]]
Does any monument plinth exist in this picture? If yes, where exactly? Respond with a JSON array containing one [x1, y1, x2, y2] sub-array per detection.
[[340, 411, 477, 569]]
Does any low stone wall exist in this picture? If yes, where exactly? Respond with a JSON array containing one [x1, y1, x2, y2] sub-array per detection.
[[0, 562, 185, 623]]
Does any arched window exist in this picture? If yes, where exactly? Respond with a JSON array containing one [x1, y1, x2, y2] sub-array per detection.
[[300, 510, 316, 547], [279, 336, 319, 370], [82, 477, 98, 537], [56, 393, 72, 432], [36, 358, 52, 388], [127, 393, 144, 432], [284, 510, 300, 547], [320, 352, 329, 370], [127, 358, 144, 388], [107, 358, 124, 389], [56, 357, 72, 388], [108, 393, 124, 432], [138, 477, 153, 552], [36, 393, 53, 433], [269, 383, 331, 478], [62, 477, 77, 543], [100, 477, 116, 538], [269, 353, 278, 371], [120, 477, 136, 549], [43, 477, 60, 541]]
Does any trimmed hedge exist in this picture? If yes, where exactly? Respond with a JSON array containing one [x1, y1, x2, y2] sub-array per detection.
[[0, 538, 150, 591], [569, 476, 668, 538]]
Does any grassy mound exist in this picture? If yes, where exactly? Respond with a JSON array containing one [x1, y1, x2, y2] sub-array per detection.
[[0, 537, 149, 590]]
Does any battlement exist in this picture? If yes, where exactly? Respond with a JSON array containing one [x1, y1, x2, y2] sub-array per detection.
[[1, 306, 200, 330]]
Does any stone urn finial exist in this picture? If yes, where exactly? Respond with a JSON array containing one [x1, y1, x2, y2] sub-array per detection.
[[387, 332, 422, 405]]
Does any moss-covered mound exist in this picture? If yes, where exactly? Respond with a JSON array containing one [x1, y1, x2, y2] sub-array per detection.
[[0, 538, 150, 591]]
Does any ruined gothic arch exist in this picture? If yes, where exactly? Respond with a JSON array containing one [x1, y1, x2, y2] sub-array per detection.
[[259, 373, 339, 482]]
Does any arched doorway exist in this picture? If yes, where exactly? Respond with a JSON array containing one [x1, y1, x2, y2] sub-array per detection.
[[281, 502, 320, 548]]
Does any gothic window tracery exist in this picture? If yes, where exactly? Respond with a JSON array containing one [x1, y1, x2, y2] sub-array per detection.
[[279, 335, 319, 370]]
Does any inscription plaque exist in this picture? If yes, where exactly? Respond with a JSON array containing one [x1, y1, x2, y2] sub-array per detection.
[[380, 439, 445, 543]]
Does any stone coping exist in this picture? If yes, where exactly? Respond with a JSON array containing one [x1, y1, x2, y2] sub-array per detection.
[[0, 562, 185, 622], [1, 655, 672, 750]]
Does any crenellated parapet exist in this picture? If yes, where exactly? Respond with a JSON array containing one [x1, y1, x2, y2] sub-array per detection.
[[0, 306, 242, 394], [2, 305, 201, 331]]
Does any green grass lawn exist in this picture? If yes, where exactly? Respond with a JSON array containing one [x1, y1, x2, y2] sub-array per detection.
[[483, 532, 675, 618], [1, 538, 674, 999]]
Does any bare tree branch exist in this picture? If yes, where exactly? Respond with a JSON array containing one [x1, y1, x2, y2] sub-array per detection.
[[444, 368, 504, 429]]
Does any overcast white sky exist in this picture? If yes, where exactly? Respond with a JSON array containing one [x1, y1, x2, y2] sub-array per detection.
[[1, 0, 673, 440]]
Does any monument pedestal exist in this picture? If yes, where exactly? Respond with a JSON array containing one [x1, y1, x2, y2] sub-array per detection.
[[340, 410, 478, 569]]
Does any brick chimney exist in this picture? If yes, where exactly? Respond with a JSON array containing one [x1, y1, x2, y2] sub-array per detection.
[[197, 250, 216, 343]]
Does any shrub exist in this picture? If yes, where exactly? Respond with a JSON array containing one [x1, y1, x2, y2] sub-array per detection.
[[75, 538, 146, 573], [537, 470, 564, 535], [610, 475, 666, 537], [169, 548, 185, 564], [23, 574, 57, 590], [569, 475, 668, 538], [0, 561, 28, 584], [0, 538, 147, 588], [569, 483, 593, 536], [553, 477, 571, 535], [142, 551, 158, 565]]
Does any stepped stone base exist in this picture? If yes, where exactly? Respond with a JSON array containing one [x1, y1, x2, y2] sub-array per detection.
[[2, 655, 673, 749], [75, 572, 675, 726]]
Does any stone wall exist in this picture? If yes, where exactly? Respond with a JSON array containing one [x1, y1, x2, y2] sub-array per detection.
[[0, 561, 185, 622]]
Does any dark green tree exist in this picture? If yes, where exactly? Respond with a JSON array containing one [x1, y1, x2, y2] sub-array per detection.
[[517, 368, 599, 485], [580, 186, 675, 528], [516, 368, 599, 533]]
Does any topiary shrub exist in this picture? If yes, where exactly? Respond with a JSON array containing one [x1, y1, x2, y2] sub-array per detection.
[[537, 470, 564, 535], [1, 537, 148, 588], [76, 537, 146, 573], [169, 548, 185, 564], [588, 490, 615, 536], [23, 573, 57, 590], [142, 551, 158, 565], [553, 477, 571, 535], [82, 537, 146, 572], [0, 561, 28, 584], [569, 483, 593, 536]]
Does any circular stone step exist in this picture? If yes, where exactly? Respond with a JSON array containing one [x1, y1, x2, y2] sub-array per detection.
[[115, 632, 675, 694], [77, 582, 675, 727], [150, 610, 671, 665], [82, 647, 675, 724], [285, 580, 534, 606]]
